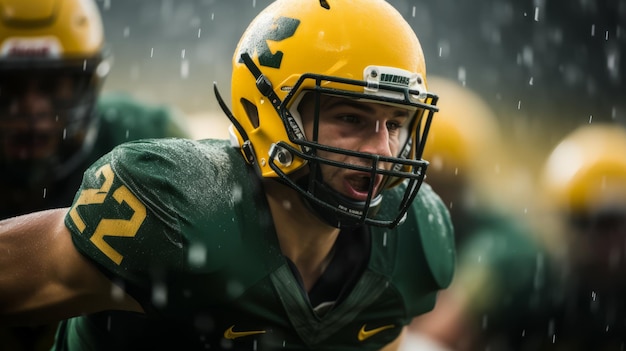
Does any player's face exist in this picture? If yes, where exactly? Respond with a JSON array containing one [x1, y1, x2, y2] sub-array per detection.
[[299, 93, 411, 201], [0, 74, 75, 162]]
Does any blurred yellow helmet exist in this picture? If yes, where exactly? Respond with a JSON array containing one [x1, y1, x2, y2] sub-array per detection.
[[541, 123, 626, 213], [0, 0, 104, 58], [214, 0, 439, 228], [0, 0, 109, 185], [422, 76, 501, 177]]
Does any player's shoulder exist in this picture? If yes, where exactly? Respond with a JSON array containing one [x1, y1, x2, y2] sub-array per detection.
[[107, 138, 240, 186], [399, 182, 455, 288]]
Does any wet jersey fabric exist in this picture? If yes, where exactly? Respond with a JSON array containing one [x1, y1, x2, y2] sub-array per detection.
[[0, 92, 189, 219], [56, 138, 455, 350]]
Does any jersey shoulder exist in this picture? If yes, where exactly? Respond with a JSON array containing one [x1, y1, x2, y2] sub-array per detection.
[[65, 139, 255, 291], [376, 182, 455, 289], [409, 182, 456, 289]]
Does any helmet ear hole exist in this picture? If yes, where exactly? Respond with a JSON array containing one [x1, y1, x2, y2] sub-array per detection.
[[240, 98, 259, 128]]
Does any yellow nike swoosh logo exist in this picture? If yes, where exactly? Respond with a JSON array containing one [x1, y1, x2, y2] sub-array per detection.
[[358, 324, 395, 341], [223, 325, 267, 340]]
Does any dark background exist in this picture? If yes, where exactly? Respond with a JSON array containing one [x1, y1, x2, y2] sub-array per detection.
[[97, 0, 626, 166]]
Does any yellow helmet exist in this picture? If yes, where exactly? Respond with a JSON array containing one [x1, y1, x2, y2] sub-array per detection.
[[541, 123, 626, 213], [0, 0, 109, 185], [215, 0, 438, 228], [422, 77, 501, 176], [419, 77, 504, 210]]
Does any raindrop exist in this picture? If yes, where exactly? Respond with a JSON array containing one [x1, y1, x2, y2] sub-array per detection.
[[63, 128, 67, 140], [412, 6, 416, 17], [282, 200, 292, 210], [231, 184, 243, 204], [375, 120, 380, 133], [522, 329, 526, 337], [517, 100, 522, 110], [591, 24, 596, 37], [522, 47, 534, 66], [110, 282, 125, 301], [534, 7, 539, 21], [383, 232, 388, 247], [438, 41, 450, 58], [607, 52, 618, 79], [103, 0, 110, 10], [181, 60, 189, 78], [592, 291, 597, 301], [606, 31, 610, 40], [42, 188, 47, 199], [454, 167, 458, 176], [150, 48, 154, 58], [588, 115, 593, 124], [123, 26, 130, 38], [107, 316, 111, 331], [152, 283, 168, 307], [478, 255, 482, 263], [188, 243, 207, 267], [125, 130, 129, 139], [197, 28, 202, 38], [181, 49, 186, 59], [211, 13, 214, 21], [252, 0, 257, 8], [529, 77, 534, 86], [83, 59, 87, 71], [457, 67, 466, 84]]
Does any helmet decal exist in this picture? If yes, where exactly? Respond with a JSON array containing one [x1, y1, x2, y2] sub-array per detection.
[[237, 16, 300, 69]]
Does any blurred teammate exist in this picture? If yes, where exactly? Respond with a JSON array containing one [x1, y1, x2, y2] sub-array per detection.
[[525, 123, 626, 350], [0, 1, 454, 350], [0, 0, 190, 349], [400, 77, 549, 351]]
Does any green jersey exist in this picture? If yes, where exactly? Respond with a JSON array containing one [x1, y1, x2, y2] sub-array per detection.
[[56, 138, 455, 350]]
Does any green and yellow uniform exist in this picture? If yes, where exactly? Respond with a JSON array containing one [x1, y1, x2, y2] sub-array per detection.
[[55, 138, 455, 350]]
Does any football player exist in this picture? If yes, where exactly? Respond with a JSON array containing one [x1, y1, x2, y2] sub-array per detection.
[[0, 1, 454, 350]]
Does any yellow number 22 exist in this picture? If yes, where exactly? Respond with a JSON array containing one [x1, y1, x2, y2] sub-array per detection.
[[69, 164, 146, 265]]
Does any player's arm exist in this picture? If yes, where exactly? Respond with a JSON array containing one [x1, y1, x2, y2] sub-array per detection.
[[0, 208, 143, 326]]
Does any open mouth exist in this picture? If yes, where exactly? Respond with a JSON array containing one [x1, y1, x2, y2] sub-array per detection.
[[344, 173, 382, 200]]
